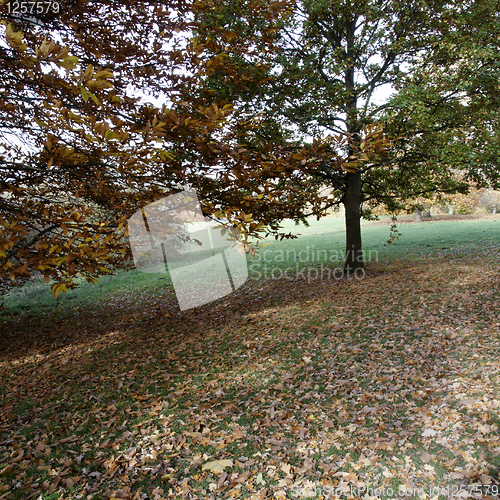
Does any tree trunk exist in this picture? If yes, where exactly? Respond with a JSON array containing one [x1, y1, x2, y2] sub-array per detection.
[[342, 18, 363, 277], [414, 208, 422, 222], [343, 171, 364, 276], [422, 209, 431, 218], [448, 204, 454, 215]]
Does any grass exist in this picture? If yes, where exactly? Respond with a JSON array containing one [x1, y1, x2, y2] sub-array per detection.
[[2, 214, 499, 317], [0, 215, 499, 499]]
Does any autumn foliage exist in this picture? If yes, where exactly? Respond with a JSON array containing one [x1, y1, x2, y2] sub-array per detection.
[[0, 0, 202, 293], [0, 0, 299, 294], [0, 0, 395, 296]]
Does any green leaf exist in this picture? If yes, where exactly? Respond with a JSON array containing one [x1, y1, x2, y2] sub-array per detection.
[[88, 90, 99, 106], [80, 85, 89, 102]]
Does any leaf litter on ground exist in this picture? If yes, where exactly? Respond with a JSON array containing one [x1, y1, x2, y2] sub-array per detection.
[[0, 246, 499, 499]]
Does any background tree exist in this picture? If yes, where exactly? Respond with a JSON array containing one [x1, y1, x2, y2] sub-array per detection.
[[478, 188, 500, 214], [193, 0, 500, 274]]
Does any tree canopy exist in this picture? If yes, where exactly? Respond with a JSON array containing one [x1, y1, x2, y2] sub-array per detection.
[[0, 0, 198, 294], [1, 0, 336, 295], [2, 0, 500, 294]]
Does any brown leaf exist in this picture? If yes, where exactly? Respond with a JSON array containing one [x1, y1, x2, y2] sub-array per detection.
[[99, 438, 110, 449], [233, 429, 245, 440], [11, 449, 24, 463]]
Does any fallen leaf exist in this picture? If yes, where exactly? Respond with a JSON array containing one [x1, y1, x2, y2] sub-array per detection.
[[422, 428, 437, 437], [11, 449, 24, 463], [233, 429, 245, 440], [202, 459, 233, 473]]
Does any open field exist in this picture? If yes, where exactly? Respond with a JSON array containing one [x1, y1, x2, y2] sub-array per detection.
[[0, 216, 499, 499], [2, 215, 500, 317]]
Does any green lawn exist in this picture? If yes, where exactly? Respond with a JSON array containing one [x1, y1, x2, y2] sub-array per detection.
[[2, 215, 499, 317]]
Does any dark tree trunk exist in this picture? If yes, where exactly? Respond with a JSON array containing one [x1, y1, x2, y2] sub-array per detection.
[[343, 171, 364, 276], [342, 17, 363, 277]]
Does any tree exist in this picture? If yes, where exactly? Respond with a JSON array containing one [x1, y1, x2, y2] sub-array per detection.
[[410, 171, 482, 219], [1, 0, 321, 295], [478, 188, 500, 213], [193, 0, 500, 274]]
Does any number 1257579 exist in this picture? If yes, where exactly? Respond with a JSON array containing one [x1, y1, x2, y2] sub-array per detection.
[[6, 1, 60, 14]]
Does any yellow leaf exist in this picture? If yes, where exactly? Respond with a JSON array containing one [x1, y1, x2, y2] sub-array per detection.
[[52, 283, 67, 299], [56, 256, 67, 266], [94, 70, 113, 79], [63, 55, 79, 63], [88, 90, 99, 106], [87, 78, 113, 89], [201, 459, 233, 473], [104, 130, 120, 141], [84, 64, 94, 80], [6, 23, 27, 51], [68, 111, 83, 122], [34, 117, 48, 127], [233, 429, 244, 440]]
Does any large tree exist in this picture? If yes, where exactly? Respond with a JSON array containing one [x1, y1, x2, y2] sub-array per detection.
[[0, 0, 201, 294], [193, 0, 500, 274]]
